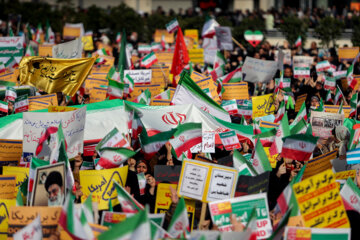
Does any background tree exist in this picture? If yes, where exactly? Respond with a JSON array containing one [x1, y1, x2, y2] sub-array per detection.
[[278, 16, 308, 47], [314, 16, 344, 48]]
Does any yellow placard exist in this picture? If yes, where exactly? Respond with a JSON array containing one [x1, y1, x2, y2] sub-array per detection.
[[287, 216, 305, 227], [338, 47, 359, 61], [90, 87, 108, 103], [195, 77, 221, 104], [151, 65, 170, 87], [293, 169, 350, 228], [154, 30, 174, 43], [222, 82, 249, 100], [82, 36, 94, 51], [188, 48, 204, 64], [0, 176, 16, 199], [324, 105, 351, 118], [63, 26, 81, 39], [0, 199, 15, 240], [129, 84, 163, 101], [295, 94, 307, 112], [90, 64, 112, 75], [150, 99, 171, 106], [191, 71, 207, 81], [38, 44, 54, 57], [155, 183, 195, 231], [28, 93, 58, 111], [96, 43, 113, 57], [303, 150, 337, 179], [264, 147, 277, 168], [252, 94, 276, 119], [85, 77, 108, 92], [335, 170, 356, 180], [2, 166, 29, 194], [259, 121, 279, 129], [184, 37, 195, 50], [60, 223, 108, 240], [88, 72, 107, 80], [184, 29, 199, 43], [80, 166, 128, 210], [155, 52, 174, 69], [48, 106, 77, 112], [0, 140, 22, 166], [7, 206, 61, 240], [177, 159, 238, 203], [0, 71, 18, 84]]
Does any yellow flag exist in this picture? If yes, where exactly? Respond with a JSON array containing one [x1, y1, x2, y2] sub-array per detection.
[[19, 56, 96, 96]]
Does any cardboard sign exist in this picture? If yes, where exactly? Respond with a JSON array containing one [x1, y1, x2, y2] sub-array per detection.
[[0, 176, 16, 199], [325, 105, 351, 118], [129, 84, 163, 101], [338, 47, 359, 61], [151, 65, 170, 86], [202, 131, 215, 153], [195, 77, 221, 103], [302, 150, 337, 179], [293, 169, 350, 228], [2, 166, 29, 194], [155, 52, 174, 68], [178, 159, 238, 202], [252, 94, 276, 119], [38, 44, 54, 57], [0, 140, 22, 166], [154, 30, 174, 43], [82, 36, 94, 51], [124, 69, 152, 84], [7, 206, 61, 240], [188, 48, 204, 64], [242, 57, 277, 83], [80, 166, 128, 210], [219, 131, 241, 150], [275, 49, 291, 65], [52, 38, 82, 59], [221, 99, 238, 115], [209, 193, 272, 237], [310, 111, 344, 138], [22, 107, 86, 160], [154, 165, 182, 184], [295, 94, 307, 112], [222, 82, 249, 100], [28, 93, 58, 111], [63, 26, 82, 39], [90, 86, 107, 103], [0, 37, 24, 63], [155, 183, 195, 230], [235, 172, 270, 197], [90, 64, 112, 75], [335, 170, 356, 180], [0, 199, 16, 239], [184, 29, 199, 43]]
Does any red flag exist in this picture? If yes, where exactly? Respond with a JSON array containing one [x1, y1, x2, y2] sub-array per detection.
[[170, 28, 189, 86]]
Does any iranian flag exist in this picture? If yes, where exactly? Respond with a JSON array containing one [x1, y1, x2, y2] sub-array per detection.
[[28, 157, 49, 194], [169, 122, 202, 158], [97, 147, 137, 169], [171, 71, 231, 122], [107, 66, 120, 82], [154, 89, 171, 100], [98, 210, 150, 240], [167, 197, 190, 238], [340, 178, 360, 213], [35, 23, 43, 44], [170, 28, 189, 85], [45, 21, 55, 44], [59, 194, 95, 240], [275, 77, 291, 92], [291, 102, 307, 126], [14, 95, 29, 113], [281, 134, 318, 161], [244, 208, 258, 240], [334, 86, 344, 105], [233, 150, 257, 176], [0, 100, 8, 113], [96, 48, 108, 56], [349, 92, 358, 117], [108, 79, 124, 99], [269, 113, 290, 156], [325, 90, 333, 103], [139, 127, 176, 159], [347, 64, 358, 90], [332, 70, 347, 80], [25, 45, 35, 56], [166, 18, 179, 33], [5, 86, 16, 102], [14, 215, 42, 240], [134, 88, 151, 105], [324, 76, 336, 90], [151, 221, 173, 240], [290, 118, 308, 135], [140, 52, 158, 68], [253, 128, 276, 147], [237, 100, 252, 118], [210, 65, 225, 81], [251, 140, 272, 174], [114, 181, 144, 213], [316, 60, 331, 72], [138, 45, 151, 54], [202, 17, 219, 38], [96, 127, 130, 152], [218, 67, 242, 84], [5, 56, 19, 70], [295, 36, 301, 47], [151, 42, 162, 52], [293, 67, 310, 78], [213, 51, 226, 69], [82, 194, 95, 224], [274, 101, 285, 123], [116, 32, 121, 44], [124, 74, 134, 94]]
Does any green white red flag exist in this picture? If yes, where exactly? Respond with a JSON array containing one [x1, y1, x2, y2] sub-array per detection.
[[202, 17, 219, 38], [274, 101, 285, 123], [281, 134, 318, 161], [82, 194, 95, 224], [334, 86, 344, 105], [166, 18, 179, 33], [139, 127, 176, 159], [134, 88, 151, 105], [295, 36, 301, 47], [124, 74, 134, 95], [14, 95, 29, 113], [269, 113, 290, 156], [251, 140, 272, 174], [13, 215, 42, 240], [96, 127, 130, 152], [140, 52, 158, 68], [169, 122, 202, 158], [167, 197, 190, 238], [233, 149, 257, 176], [28, 157, 49, 194], [340, 178, 360, 212], [0, 100, 8, 113], [45, 21, 55, 44], [154, 89, 171, 100], [97, 147, 137, 169], [35, 23, 43, 44], [5, 56, 18, 70], [107, 79, 124, 99], [114, 181, 144, 213], [25, 45, 35, 56], [291, 102, 307, 127]]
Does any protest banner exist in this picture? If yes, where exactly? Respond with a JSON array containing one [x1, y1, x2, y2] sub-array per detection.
[[195, 77, 221, 103], [82, 35, 94, 51], [287, 216, 305, 227], [209, 193, 272, 237], [242, 57, 278, 83], [28, 93, 58, 111], [219, 130, 241, 150], [90, 63, 112, 75], [2, 166, 29, 194], [184, 29, 199, 44], [0, 199, 16, 239], [80, 166, 128, 210], [0, 140, 22, 166], [154, 29, 174, 43], [338, 47, 359, 61], [178, 159, 238, 202], [191, 71, 207, 81], [235, 172, 270, 197], [293, 169, 350, 228], [100, 211, 165, 228], [38, 45, 54, 57], [335, 170, 356, 180], [0, 176, 16, 199], [324, 105, 351, 118], [128, 84, 163, 101], [0, 37, 24, 63], [221, 99, 238, 115], [310, 111, 344, 138], [302, 150, 337, 179], [30, 162, 66, 206], [188, 49, 204, 64], [151, 65, 170, 87], [295, 94, 307, 112], [293, 56, 314, 69], [284, 227, 351, 240], [0, 71, 18, 84], [52, 38, 82, 59], [150, 99, 171, 106], [252, 94, 276, 119], [90, 86, 108, 103], [294, 67, 310, 78], [154, 183, 195, 230], [154, 165, 182, 184], [7, 206, 61, 240], [124, 69, 152, 84], [63, 23, 84, 39], [22, 107, 86, 160], [215, 27, 233, 51], [222, 82, 249, 100], [155, 52, 174, 68]]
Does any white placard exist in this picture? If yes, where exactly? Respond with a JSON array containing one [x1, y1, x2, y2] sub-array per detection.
[[0, 37, 24, 64], [202, 132, 215, 153], [242, 57, 278, 83], [52, 38, 82, 59], [124, 69, 152, 84]]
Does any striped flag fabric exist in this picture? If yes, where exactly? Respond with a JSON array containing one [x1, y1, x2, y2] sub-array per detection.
[[139, 127, 176, 159], [253, 128, 276, 147], [324, 76, 336, 90], [349, 92, 358, 118], [167, 197, 190, 238], [137, 173, 146, 195], [244, 208, 258, 240], [325, 90, 333, 103], [166, 18, 179, 33], [138, 45, 151, 54], [202, 17, 219, 38], [96, 127, 130, 152], [59, 194, 95, 240], [294, 36, 301, 47], [82, 194, 95, 224], [281, 134, 318, 161], [97, 147, 137, 169], [171, 71, 231, 122], [134, 88, 151, 105], [290, 118, 308, 135], [124, 74, 134, 95], [107, 79, 124, 99], [316, 60, 331, 72], [96, 48, 108, 56], [154, 89, 171, 100], [16, 188, 24, 206], [35, 23, 43, 44], [251, 140, 272, 174], [151, 42, 162, 52], [169, 122, 202, 158], [140, 52, 158, 68], [0, 100, 8, 113], [45, 21, 55, 44], [98, 209, 150, 240], [25, 45, 35, 56], [114, 181, 144, 213], [291, 102, 307, 126], [116, 32, 121, 44], [218, 67, 242, 85], [346, 147, 360, 164], [213, 51, 226, 69], [107, 66, 120, 82], [233, 149, 257, 176], [340, 178, 360, 212], [334, 86, 344, 105], [274, 101, 285, 123], [14, 95, 29, 113], [347, 64, 357, 90], [269, 113, 290, 156]]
